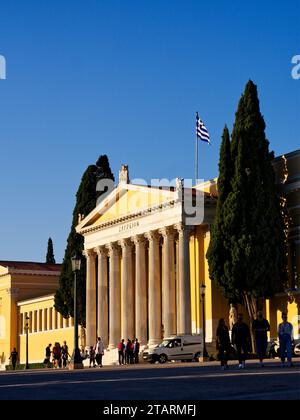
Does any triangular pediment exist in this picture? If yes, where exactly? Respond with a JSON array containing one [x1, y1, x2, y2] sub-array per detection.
[[0, 265, 9, 276], [77, 183, 177, 231]]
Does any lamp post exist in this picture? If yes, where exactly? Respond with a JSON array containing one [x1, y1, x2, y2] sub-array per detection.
[[200, 283, 209, 361], [69, 253, 83, 370], [25, 314, 30, 369]]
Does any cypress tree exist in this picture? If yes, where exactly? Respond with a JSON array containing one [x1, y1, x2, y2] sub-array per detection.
[[54, 155, 115, 325], [207, 80, 287, 337], [207, 125, 236, 300], [46, 237, 56, 264]]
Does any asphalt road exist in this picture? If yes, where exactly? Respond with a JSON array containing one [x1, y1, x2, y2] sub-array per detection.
[[0, 360, 299, 401]]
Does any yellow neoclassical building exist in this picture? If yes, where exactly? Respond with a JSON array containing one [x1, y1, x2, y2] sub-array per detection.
[[77, 150, 300, 354], [0, 261, 74, 368], [0, 149, 299, 367]]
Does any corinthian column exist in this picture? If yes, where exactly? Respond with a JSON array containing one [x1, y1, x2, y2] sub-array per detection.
[[106, 242, 121, 349], [133, 235, 147, 346], [175, 223, 191, 334], [119, 238, 135, 341], [160, 226, 176, 338], [83, 249, 97, 348], [145, 231, 161, 347], [94, 246, 108, 347]]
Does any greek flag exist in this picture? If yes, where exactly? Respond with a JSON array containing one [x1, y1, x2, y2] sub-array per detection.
[[196, 113, 210, 144]]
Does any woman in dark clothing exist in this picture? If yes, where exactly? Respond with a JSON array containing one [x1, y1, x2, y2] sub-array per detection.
[[216, 318, 231, 370]]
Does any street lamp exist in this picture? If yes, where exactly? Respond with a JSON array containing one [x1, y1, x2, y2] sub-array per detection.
[[25, 314, 30, 369], [200, 283, 209, 360], [69, 253, 83, 370]]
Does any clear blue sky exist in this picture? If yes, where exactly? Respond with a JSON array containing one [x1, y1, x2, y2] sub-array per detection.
[[0, 0, 299, 262]]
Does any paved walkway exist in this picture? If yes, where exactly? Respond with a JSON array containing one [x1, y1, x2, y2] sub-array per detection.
[[0, 359, 299, 400]]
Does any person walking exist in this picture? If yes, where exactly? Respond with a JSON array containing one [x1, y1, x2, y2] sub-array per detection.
[[278, 312, 294, 367], [118, 339, 125, 365], [9, 348, 18, 370], [61, 341, 70, 368], [94, 337, 104, 367], [252, 311, 270, 367], [52, 342, 62, 369], [232, 313, 251, 369], [133, 338, 140, 364], [216, 318, 231, 370], [44, 343, 52, 367]]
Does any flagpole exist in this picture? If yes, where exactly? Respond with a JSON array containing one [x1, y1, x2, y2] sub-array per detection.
[[195, 112, 198, 184]]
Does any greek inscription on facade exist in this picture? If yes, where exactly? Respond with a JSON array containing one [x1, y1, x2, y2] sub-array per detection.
[[119, 221, 140, 232]]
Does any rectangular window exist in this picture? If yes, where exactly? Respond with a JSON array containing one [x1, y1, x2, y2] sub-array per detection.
[[53, 309, 58, 330], [49, 308, 53, 330], [20, 313, 24, 335], [44, 308, 48, 331], [33, 310, 38, 332], [29, 311, 33, 333], [39, 309, 43, 331]]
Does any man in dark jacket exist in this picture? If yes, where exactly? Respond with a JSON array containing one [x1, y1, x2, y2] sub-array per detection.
[[232, 313, 251, 369]]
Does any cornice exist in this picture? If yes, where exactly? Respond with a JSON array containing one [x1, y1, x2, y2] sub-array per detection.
[[79, 195, 217, 236], [79, 200, 177, 235], [0, 269, 60, 278]]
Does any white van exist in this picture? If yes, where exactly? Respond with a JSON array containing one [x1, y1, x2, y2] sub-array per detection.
[[143, 335, 202, 364]]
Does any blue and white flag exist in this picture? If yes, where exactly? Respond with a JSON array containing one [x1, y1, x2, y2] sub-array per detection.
[[196, 113, 210, 144]]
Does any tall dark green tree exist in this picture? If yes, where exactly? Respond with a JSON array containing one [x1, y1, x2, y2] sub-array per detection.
[[46, 237, 56, 264], [54, 155, 115, 325], [207, 80, 287, 332], [206, 125, 235, 300]]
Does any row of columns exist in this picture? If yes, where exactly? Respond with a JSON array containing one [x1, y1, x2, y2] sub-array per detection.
[[84, 223, 191, 349], [20, 308, 72, 334]]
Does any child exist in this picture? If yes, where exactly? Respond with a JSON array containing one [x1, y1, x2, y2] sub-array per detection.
[[89, 346, 96, 368]]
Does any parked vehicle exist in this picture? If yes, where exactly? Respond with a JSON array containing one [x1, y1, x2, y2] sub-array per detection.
[[267, 337, 300, 358], [292, 338, 300, 356], [143, 335, 202, 364]]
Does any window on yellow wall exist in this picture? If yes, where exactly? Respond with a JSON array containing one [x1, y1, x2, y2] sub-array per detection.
[[49, 308, 53, 330], [29, 311, 33, 333], [24, 312, 28, 334], [39, 309, 43, 331], [20, 313, 24, 335], [44, 308, 48, 331], [33, 310, 37, 332]]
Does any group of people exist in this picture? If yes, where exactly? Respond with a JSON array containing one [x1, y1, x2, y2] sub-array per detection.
[[216, 311, 294, 370], [118, 338, 140, 365], [7, 312, 295, 370], [44, 341, 70, 369]]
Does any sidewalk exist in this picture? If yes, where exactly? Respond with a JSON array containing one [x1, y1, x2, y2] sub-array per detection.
[[1, 357, 299, 375]]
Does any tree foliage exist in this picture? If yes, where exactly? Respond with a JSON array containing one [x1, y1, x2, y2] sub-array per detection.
[[207, 81, 287, 323], [46, 237, 56, 264]]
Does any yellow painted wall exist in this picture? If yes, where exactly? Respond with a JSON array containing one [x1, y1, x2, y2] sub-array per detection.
[[19, 328, 74, 364], [0, 274, 12, 365], [18, 296, 74, 364], [266, 293, 300, 339]]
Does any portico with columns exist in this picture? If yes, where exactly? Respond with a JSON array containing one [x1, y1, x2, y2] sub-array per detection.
[[77, 165, 218, 351]]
